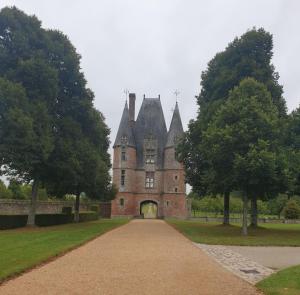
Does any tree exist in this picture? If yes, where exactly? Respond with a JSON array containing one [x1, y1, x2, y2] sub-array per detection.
[[0, 180, 12, 199], [0, 7, 112, 224], [177, 28, 287, 225], [283, 200, 300, 219], [203, 78, 283, 235], [284, 106, 300, 196]]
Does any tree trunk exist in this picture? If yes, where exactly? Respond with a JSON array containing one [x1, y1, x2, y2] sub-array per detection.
[[223, 191, 230, 225], [74, 194, 80, 223], [27, 179, 39, 226], [250, 195, 258, 227], [242, 193, 248, 236]]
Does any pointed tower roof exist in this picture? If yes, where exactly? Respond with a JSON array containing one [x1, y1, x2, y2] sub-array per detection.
[[134, 97, 168, 168], [113, 101, 135, 147], [165, 102, 184, 148]]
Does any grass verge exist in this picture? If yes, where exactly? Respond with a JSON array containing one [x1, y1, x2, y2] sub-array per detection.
[[257, 264, 300, 295], [0, 218, 128, 282], [167, 219, 300, 246]]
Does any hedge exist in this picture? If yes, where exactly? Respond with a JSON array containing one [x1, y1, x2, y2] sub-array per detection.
[[78, 211, 98, 222], [0, 215, 28, 229], [62, 206, 72, 215], [35, 213, 73, 226], [0, 211, 99, 229], [90, 205, 100, 213]]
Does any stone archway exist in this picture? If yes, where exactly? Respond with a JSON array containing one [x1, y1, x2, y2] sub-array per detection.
[[140, 200, 158, 219]]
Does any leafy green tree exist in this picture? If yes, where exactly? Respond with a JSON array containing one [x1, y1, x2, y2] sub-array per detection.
[[177, 28, 287, 225], [0, 180, 12, 199], [283, 200, 300, 219], [283, 106, 300, 196], [0, 7, 112, 224], [267, 194, 288, 218], [203, 78, 284, 234], [8, 180, 26, 199], [198, 28, 286, 120]]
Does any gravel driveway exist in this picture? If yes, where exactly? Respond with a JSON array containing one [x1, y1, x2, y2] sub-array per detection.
[[0, 220, 260, 294]]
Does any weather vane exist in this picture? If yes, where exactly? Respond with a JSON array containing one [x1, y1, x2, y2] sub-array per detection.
[[174, 89, 180, 102], [123, 89, 129, 101]]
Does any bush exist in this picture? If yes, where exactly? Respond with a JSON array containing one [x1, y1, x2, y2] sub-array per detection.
[[78, 211, 98, 222], [62, 206, 72, 215], [35, 214, 73, 226], [283, 200, 300, 219], [90, 205, 99, 213], [0, 215, 28, 229]]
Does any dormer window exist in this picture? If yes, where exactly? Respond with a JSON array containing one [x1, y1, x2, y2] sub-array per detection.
[[145, 148, 155, 164], [121, 135, 128, 145]]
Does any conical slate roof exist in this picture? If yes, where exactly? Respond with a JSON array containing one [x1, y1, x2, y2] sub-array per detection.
[[113, 102, 135, 147], [134, 98, 167, 168], [165, 102, 184, 148]]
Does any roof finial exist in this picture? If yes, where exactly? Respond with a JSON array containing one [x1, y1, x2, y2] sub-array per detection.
[[123, 89, 129, 104], [174, 89, 180, 103]]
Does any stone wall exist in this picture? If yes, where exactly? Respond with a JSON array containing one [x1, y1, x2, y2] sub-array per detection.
[[0, 199, 98, 214]]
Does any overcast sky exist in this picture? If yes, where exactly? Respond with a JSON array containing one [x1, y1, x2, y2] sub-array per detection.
[[1, 0, 300, 151]]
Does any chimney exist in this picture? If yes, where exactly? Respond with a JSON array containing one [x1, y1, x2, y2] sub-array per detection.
[[129, 93, 136, 122]]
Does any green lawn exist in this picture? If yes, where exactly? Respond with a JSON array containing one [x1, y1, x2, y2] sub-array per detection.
[[0, 218, 128, 281], [167, 219, 300, 246], [257, 265, 300, 295]]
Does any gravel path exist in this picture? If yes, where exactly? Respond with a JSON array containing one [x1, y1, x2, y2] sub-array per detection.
[[0, 220, 260, 295]]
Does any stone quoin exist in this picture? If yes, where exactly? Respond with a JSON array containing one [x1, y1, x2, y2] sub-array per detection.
[[111, 93, 188, 218]]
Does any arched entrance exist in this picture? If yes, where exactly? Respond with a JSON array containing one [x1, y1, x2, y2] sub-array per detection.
[[140, 200, 158, 219]]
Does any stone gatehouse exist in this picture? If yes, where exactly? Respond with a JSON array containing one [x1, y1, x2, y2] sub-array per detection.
[[111, 93, 187, 218]]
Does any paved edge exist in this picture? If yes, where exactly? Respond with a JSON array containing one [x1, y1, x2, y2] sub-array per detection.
[[195, 243, 274, 284]]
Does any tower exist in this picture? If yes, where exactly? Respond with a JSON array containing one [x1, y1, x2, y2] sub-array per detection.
[[111, 93, 187, 218]]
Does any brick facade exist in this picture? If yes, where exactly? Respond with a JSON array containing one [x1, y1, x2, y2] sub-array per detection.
[[111, 94, 188, 219]]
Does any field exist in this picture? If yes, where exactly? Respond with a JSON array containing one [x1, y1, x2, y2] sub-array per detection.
[[0, 218, 128, 282], [167, 220, 300, 246]]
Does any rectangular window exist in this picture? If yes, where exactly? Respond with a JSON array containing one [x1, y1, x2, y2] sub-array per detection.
[[145, 148, 155, 164], [145, 172, 154, 188], [121, 147, 126, 161], [121, 170, 125, 186]]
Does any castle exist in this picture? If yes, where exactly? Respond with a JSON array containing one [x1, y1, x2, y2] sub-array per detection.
[[111, 93, 188, 218]]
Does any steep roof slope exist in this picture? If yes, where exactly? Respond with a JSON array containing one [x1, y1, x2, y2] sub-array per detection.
[[165, 102, 184, 148], [113, 102, 135, 147], [134, 98, 167, 168]]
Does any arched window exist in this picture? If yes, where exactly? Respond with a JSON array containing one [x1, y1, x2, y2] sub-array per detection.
[[120, 198, 124, 207]]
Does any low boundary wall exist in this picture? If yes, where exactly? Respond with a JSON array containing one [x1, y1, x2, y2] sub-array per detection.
[[189, 216, 300, 224], [0, 199, 99, 214]]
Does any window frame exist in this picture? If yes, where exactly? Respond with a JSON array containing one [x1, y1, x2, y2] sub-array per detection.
[[121, 169, 125, 186], [145, 148, 155, 164], [121, 146, 127, 161], [145, 172, 155, 188]]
